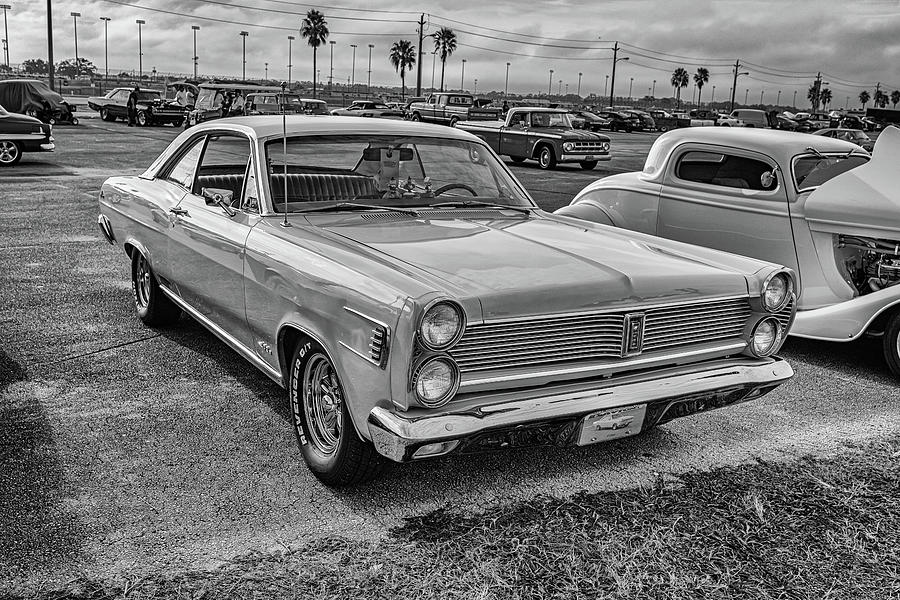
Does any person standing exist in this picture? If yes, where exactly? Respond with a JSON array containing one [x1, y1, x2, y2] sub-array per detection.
[[127, 85, 140, 127]]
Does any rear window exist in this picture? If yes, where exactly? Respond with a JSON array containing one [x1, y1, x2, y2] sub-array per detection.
[[792, 154, 868, 191]]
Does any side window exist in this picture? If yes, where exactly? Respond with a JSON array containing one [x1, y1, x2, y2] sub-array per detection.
[[163, 138, 205, 189], [675, 150, 776, 191], [194, 134, 252, 206]]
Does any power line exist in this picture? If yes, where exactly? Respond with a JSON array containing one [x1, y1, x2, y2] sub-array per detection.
[[252, 0, 420, 15], [455, 41, 612, 61], [181, 0, 417, 23], [427, 13, 601, 43], [617, 41, 733, 64]]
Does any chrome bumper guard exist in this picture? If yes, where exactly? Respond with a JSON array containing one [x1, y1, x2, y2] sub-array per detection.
[[368, 356, 793, 462], [559, 153, 611, 162]]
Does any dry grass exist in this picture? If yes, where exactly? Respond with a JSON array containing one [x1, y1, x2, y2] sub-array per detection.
[[14, 437, 900, 600]]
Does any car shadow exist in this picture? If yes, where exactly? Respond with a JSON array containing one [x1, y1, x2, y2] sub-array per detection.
[[0, 162, 77, 178], [781, 335, 894, 384]]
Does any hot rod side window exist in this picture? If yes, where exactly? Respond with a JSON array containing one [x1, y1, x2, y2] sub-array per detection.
[[675, 150, 775, 191]]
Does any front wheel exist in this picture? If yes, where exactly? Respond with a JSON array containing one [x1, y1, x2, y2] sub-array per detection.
[[883, 310, 900, 378], [658, 125, 669, 132], [289, 341, 383, 486], [100, 108, 114, 122], [579, 160, 598, 170], [131, 251, 182, 326], [410, 112, 421, 122], [537, 146, 557, 170], [449, 116, 459, 127], [70, 117, 79, 126], [136, 110, 149, 127], [0, 141, 22, 166]]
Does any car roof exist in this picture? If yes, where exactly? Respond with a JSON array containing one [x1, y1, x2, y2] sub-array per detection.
[[511, 107, 569, 113]]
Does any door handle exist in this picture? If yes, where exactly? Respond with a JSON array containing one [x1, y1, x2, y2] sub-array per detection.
[[169, 207, 190, 217]]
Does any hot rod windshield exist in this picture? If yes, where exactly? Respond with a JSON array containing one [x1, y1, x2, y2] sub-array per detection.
[[793, 153, 869, 192], [265, 134, 533, 210]]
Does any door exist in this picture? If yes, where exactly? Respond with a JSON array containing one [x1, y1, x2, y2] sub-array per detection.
[[657, 145, 800, 277], [168, 133, 261, 346], [109, 90, 129, 118], [500, 111, 531, 158]]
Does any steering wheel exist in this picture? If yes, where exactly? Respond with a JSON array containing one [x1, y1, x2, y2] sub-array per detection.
[[432, 183, 479, 196]]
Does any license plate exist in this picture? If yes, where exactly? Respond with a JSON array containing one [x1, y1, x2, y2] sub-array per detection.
[[583, 155, 595, 160], [576, 404, 646, 446]]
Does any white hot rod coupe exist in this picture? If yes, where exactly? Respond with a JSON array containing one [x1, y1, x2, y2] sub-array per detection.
[[98, 116, 796, 485]]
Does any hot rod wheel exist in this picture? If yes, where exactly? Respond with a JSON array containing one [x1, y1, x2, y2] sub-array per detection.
[[884, 310, 900, 378], [288, 340, 383, 486]]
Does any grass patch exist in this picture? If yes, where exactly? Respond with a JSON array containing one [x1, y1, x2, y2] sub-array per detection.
[[14, 437, 900, 600]]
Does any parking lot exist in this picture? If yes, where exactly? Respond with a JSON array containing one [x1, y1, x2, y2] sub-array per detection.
[[2, 120, 899, 592]]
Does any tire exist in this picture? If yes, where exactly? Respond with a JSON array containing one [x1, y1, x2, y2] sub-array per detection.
[[48, 117, 57, 125], [25, 106, 38, 119], [100, 108, 114, 122], [136, 110, 149, 127], [288, 340, 383, 486], [579, 160, 598, 170], [131, 251, 181, 327], [70, 117, 79, 126], [411, 112, 421, 122], [509, 156, 526, 163], [0, 141, 22, 166], [883, 310, 900, 378], [537, 145, 557, 170], [172, 119, 184, 128], [449, 116, 459, 127], [659, 125, 669, 132]]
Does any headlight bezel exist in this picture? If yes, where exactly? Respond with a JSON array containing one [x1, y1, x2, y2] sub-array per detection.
[[417, 300, 466, 351], [749, 317, 783, 357], [761, 270, 793, 313], [563, 141, 575, 152], [412, 355, 461, 408]]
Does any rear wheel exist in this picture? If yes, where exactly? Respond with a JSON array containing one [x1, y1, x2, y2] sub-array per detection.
[[100, 108, 115, 122], [0, 141, 22, 166], [131, 251, 182, 326], [172, 119, 184, 127], [883, 310, 900, 378], [537, 145, 557, 170], [289, 340, 383, 486], [579, 160, 598, 170], [659, 125, 669, 132], [449, 116, 459, 127], [136, 110, 149, 127]]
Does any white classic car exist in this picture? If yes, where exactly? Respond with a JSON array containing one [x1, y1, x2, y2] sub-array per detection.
[[557, 127, 900, 377]]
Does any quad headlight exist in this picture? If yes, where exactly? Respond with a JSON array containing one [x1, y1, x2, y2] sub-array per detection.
[[563, 141, 575, 152], [419, 301, 464, 350], [750, 318, 783, 357], [413, 356, 460, 408], [762, 271, 792, 312]]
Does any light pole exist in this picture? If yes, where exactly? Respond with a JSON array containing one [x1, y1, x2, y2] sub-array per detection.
[[461, 58, 466, 90], [100, 17, 111, 80], [192, 25, 200, 79], [474, 78, 477, 95], [548, 68, 553, 98], [136, 19, 145, 80], [328, 40, 335, 91], [239, 31, 248, 80], [557, 78, 562, 98], [652, 79, 656, 98], [350, 44, 357, 95], [430, 49, 436, 93], [367, 44, 374, 98], [760, 89, 764, 105], [70, 12, 80, 78], [793, 90, 797, 108], [776, 90, 781, 105], [604, 75, 608, 99], [1, 4, 11, 68], [505, 62, 510, 98], [628, 76, 633, 100], [287, 35, 294, 87], [744, 88, 749, 105], [577, 72, 582, 97], [264, 62, 268, 79]]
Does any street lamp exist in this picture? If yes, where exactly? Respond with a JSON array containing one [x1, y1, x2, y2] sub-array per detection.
[[367, 44, 374, 98], [793, 90, 797, 108], [548, 68, 553, 98], [474, 78, 477, 95], [744, 88, 749, 105], [136, 19, 145, 80], [711, 85, 716, 103], [557, 79, 562, 98], [652, 79, 656, 98], [0, 4, 10, 69], [604, 75, 608, 98], [350, 44, 357, 94], [264, 62, 268, 79], [70, 12, 80, 78], [328, 40, 335, 91], [239, 31, 248, 80], [461, 58, 466, 90], [100, 17, 111, 80], [577, 72, 582, 97], [287, 35, 294, 87], [505, 62, 510, 98], [192, 25, 200, 80], [776, 90, 781, 105], [628, 76, 633, 100]]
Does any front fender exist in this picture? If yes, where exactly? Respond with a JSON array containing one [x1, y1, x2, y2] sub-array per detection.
[[791, 288, 900, 341], [553, 202, 616, 227]]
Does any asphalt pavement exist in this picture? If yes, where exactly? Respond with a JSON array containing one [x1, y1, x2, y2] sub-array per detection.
[[1, 121, 898, 593]]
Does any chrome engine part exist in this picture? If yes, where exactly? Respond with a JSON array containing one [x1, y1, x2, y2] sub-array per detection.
[[839, 235, 900, 294]]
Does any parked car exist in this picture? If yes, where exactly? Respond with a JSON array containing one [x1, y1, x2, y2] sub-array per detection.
[[0, 79, 77, 125], [648, 110, 690, 132], [0, 103, 55, 166], [407, 93, 500, 126], [729, 109, 771, 128], [87, 87, 185, 126], [774, 115, 799, 130], [243, 93, 328, 116], [558, 126, 900, 376], [622, 110, 656, 131], [330, 100, 405, 119], [97, 116, 795, 484], [570, 110, 612, 132], [812, 127, 875, 152], [838, 115, 867, 131], [185, 82, 283, 128], [457, 107, 610, 170], [595, 110, 641, 132], [806, 113, 833, 129]]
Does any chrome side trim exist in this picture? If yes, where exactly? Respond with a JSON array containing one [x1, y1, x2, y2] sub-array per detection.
[[158, 284, 283, 384], [459, 341, 747, 389], [343, 306, 392, 368], [344, 306, 390, 329], [339, 341, 384, 367]]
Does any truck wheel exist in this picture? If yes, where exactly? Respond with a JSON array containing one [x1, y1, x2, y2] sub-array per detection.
[[579, 160, 598, 170], [449, 116, 459, 127], [537, 146, 557, 170], [883, 310, 900, 378], [509, 156, 526, 163], [658, 125, 669, 132], [411, 112, 421, 122], [289, 340, 384, 486]]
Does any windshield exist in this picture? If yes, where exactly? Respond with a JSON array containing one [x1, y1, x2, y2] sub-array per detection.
[[793, 153, 869, 191], [531, 112, 572, 128], [264, 135, 532, 211], [138, 91, 161, 101]]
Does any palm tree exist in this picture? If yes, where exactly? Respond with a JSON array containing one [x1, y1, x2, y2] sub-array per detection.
[[432, 27, 457, 92], [300, 9, 329, 99], [389, 40, 416, 100], [820, 88, 832, 110], [807, 84, 820, 110], [891, 90, 900, 108], [859, 90, 870, 108], [873, 89, 888, 108], [693, 67, 710, 107], [670, 67, 689, 108]]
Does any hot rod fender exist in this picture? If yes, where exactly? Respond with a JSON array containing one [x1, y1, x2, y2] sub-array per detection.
[[554, 202, 616, 227], [791, 287, 900, 341]]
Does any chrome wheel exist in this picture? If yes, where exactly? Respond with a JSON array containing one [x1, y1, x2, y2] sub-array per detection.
[[134, 254, 152, 310], [302, 353, 343, 456], [0, 141, 21, 165]]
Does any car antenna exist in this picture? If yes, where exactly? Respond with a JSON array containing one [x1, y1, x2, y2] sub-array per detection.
[[280, 81, 291, 228]]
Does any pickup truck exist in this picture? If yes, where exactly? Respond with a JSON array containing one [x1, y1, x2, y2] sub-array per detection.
[[456, 107, 611, 170], [407, 93, 500, 126]]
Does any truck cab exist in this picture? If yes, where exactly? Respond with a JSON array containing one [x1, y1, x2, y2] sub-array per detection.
[[408, 93, 499, 126]]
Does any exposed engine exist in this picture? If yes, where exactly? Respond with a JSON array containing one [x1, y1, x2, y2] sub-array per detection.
[[839, 235, 900, 294]]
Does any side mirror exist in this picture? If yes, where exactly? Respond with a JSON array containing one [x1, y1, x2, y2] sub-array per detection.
[[201, 187, 236, 216], [760, 171, 777, 189]]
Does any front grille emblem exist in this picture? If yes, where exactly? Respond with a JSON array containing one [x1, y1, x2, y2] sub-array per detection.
[[621, 313, 646, 357]]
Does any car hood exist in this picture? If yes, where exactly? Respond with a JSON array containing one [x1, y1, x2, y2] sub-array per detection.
[[533, 127, 607, 141], [318, 213, 749, 320], [805, 125, 900, 236], [0, 112, 44, 126]]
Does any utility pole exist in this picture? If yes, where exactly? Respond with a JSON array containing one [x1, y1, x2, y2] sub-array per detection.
[[577, 72, 582, 97], [240, 31, 248, 80], [652, 79, 656, 98], [474, 78, 477, 95], [505, 62, 510, 98], [0, 5, 10, 68], [350, 43, 357, 95], [548, 68, 553, 98], [136, 19, 145, 80], [70, 12, 80, 78], [729, 59, 748, 113], [367, 43, 373, 98], [192, 25, 200, 79], [609, 41, 625, 108], [287, 35, 294, 87], [264, 62, 268, 79], [328, 40, 335, 91], [813, 71, 822, 111], [416, 13, 425, 96], [604, 75, 608, 99], [100, 17, 111, 80], [46, 0, 55, 91], [461, 58, 466, 90]]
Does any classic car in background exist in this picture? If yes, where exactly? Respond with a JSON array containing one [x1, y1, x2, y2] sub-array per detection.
[[243, 93, 328, 116], [457, 107, 610, 170], [0, 103, 55, 166], [185, 82, 283, 128], [407, 93, 500, 126], [622, 109, 656, 131], [812, 127, 875, 152], [0, 79, 77, 125], [558, 126, 900, 376], [329, 100, 405, 119], [98, 116, 795, 485], [570, 110, 612, 132], [87, 87, 186, 126], [594, 110, 642, 132]]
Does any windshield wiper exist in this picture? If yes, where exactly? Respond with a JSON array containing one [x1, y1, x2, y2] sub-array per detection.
[[294, 202, 419, 216], [805, 146, 828, 159], [425, 200, 533, 214]]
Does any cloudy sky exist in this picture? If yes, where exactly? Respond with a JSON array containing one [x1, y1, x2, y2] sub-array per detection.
[[5, 0, 900, 105]]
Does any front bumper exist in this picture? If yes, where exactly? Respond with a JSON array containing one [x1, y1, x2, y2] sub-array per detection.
[[368, 356, 793, 462], [559, 153, 612, 163]]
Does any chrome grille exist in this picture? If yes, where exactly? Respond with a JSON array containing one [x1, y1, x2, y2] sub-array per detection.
[[451, 297, 751, 373], [368, 326, 388, 366], [774, 298, 795, 332], [572, 141, 608, 152]]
